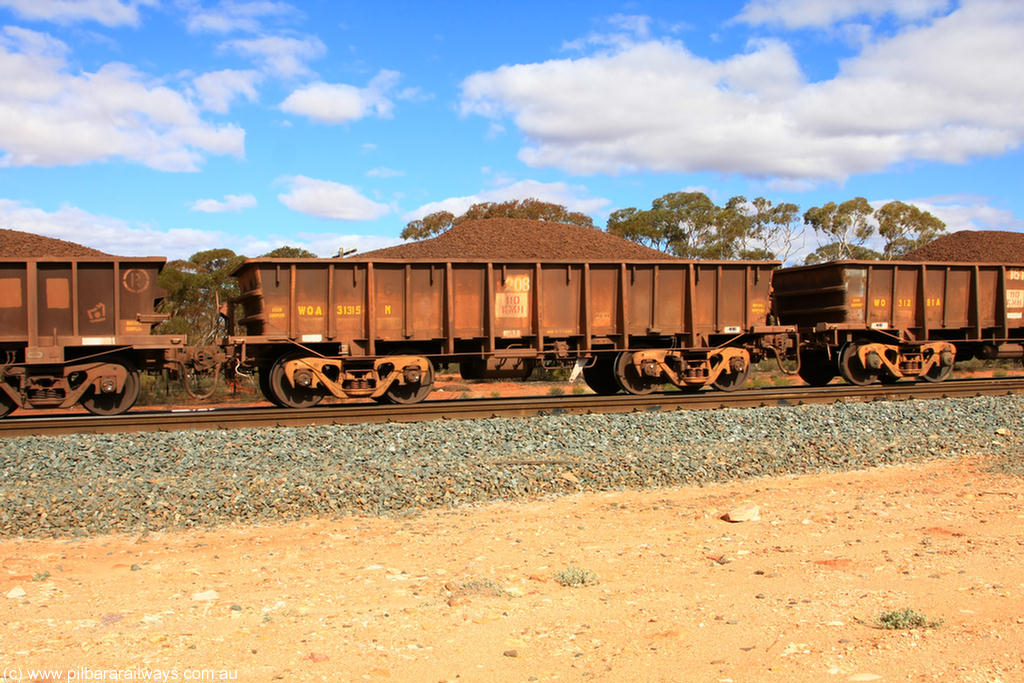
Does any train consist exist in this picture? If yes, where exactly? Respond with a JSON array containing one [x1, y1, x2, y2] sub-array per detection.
[[1, 250, 1023, 418]]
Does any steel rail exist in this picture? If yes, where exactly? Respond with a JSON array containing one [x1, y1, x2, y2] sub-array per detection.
[[1, 377, 1021, 438]]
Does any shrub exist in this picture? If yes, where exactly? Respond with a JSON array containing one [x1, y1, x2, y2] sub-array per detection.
[[876, 608, 943, 630], [554, 566, 598, 587]]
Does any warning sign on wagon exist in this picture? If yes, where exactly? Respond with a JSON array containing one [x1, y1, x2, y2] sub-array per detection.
[[495, 292, 529, 319]]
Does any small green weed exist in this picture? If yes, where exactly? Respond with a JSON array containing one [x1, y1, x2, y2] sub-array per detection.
[[875, 608, 943, 630], [554, 566, 598, 587], [547, 386, 565, 396]]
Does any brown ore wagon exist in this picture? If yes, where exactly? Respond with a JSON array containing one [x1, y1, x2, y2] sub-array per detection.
[[773, 260, 1024, 385], [229, 258, 794, 406], [0, 257, 189, 416]]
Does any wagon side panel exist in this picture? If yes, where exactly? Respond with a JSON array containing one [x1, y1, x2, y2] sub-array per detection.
[[491, 265, 534, 339], [540, 264, 582, 339], [0, 262, 27, 340], [587, 265, 620, 339], [332, 263, 368, 345], [452, 265, 485, 338]]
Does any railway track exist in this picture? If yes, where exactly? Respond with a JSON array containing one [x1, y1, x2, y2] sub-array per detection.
[[2, 377, 1022, 438]]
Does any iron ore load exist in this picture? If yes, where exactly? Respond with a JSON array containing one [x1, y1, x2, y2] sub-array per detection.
[[228, 255, 795, 407]]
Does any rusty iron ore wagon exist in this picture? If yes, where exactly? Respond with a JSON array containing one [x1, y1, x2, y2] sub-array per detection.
[[0, 257, 194, 417], [773, 260, 1024, 385], [228, 258, 796, 407]]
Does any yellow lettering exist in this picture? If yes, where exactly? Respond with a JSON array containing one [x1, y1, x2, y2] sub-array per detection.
[[384, 304, 392, 315], [503, 275, 531, 293]]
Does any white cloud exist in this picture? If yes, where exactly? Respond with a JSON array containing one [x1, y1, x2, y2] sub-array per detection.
[[563, 13, 652, 51], [460, 2, 1024, 184], [0, 0, 156, 27], [366, 167, 404, 178], [193, 69, 261, 113], [280, 70, 401, 124], [189, 193, 258, 213], [0, 199, 228, 259], [247, 232, 403, 257], [404, 179, 610, 222], [186, 0, 297, 34], [734, 0, 951, 29], [906, 194, 1024, 232], [278, 176, 390, 221], [0, 198, 400, 259], [219, 35, 325, 78], [0, 27, 245, 171]]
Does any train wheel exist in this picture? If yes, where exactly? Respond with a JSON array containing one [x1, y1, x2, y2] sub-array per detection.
[[381, 362, 434, 404], [921, 361, 953, 383], [258, 366, 278, 405], [268, 353, 324, 409], [458, 359, 483, 380], [796, 351, 837, 386], [582, 355, 620, 395], [614, 351, 656, 395], [838, 344, 876, 386], [81, 363, 141, 416], [712, 362, 750, 392]]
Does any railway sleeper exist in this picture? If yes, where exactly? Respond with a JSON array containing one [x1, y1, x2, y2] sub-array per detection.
[[281, 354, 433, 401]]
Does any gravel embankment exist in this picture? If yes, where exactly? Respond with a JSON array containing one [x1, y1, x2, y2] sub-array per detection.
[[1, 395, 1019, 538]]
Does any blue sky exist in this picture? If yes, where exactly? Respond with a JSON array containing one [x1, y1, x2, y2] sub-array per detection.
[[0, 0, 1022, 262]]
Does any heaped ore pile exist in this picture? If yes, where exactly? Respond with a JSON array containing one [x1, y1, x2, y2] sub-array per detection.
[[904, 230, 1024, 263], [0, 228, 109, 258], [357, 218, 675, 260]]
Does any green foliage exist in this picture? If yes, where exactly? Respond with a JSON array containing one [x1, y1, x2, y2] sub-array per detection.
[[875, 608, 943, 630], [607, 192, 800, 260], [802, 197, 875, 262], [875, 201, 946, 259], [804, 243, 882, 265], [402, 210, 456, 240], [802, 198, 945, 264], [401, 198, 594, 240], [157, 248, 247, 345], [261, 245, 317, 258], [554, 566, 598, 587]]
